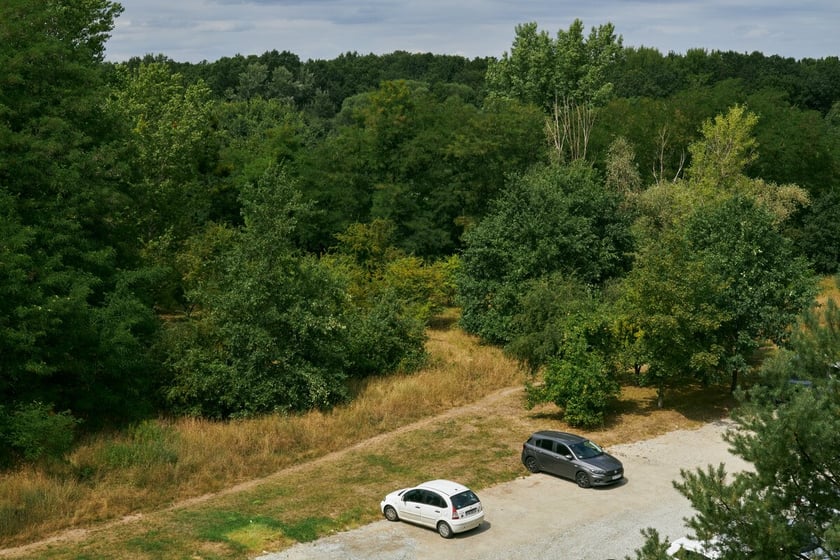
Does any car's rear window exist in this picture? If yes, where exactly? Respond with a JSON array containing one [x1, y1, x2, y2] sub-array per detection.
[[450, 490, 480, 509]]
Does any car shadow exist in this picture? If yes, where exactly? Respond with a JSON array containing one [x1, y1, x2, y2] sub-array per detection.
[[453, 520, 492, 539], [530, 471, 629, 490]]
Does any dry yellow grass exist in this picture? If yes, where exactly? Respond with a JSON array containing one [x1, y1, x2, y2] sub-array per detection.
[[0, 311, 526, 551], [817, 275, 840, 308]]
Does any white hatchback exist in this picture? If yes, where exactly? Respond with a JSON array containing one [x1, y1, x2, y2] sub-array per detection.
[[380, 479, 485, 538]]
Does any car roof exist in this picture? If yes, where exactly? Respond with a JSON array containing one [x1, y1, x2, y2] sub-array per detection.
[[417, 479, 471, 497], [530, 430, 588, 444]]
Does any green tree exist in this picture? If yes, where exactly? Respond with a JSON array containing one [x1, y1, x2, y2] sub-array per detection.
[[506, 273, 600, 372], [457, 162, 633, 344], [297, 80, 544, 256], [163, 166, 428, 417], [619, 106, 817, 404], [213, 95, 311, 224], [486, 19, 623, 161], [631, 299, 840, 559], [526, 328, 619, 428], [163, 166, 351, 417], [624, 196, 814, 403], [0, 0, 162, 436], [109, 62, 220, 242], [796, 188, 840, 274]]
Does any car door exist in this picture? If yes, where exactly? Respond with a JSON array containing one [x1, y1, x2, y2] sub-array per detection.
[[533, 438, 563, 476], [553, 442, 578, 480], [399, 489, 423, 523], [419, 490, 446, 528]]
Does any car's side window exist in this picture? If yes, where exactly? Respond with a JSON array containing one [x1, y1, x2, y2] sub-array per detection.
[[404, 489, 422, 503], [556, 443, 573, 458], [426, 491, 446, 508], [537, 438, 554, 451]]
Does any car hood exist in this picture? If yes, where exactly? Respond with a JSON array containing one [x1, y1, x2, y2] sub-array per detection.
[[580, 453, 622, 471]]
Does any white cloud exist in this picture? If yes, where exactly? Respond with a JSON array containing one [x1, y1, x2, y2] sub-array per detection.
[[105, 0, 839, 62]]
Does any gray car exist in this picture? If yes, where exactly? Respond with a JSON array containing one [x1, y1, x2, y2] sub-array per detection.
[[521, 430, 624, 488]]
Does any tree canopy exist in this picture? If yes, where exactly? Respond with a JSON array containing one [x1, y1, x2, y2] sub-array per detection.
[[2, 1, 839, 466]]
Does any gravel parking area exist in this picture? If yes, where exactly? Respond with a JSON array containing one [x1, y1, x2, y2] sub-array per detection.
[[256, 419, 750, 560]]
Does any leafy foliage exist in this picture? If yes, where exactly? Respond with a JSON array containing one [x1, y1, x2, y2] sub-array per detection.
[[486, 19, 622, 110], [162, 166, 428, 418], [0, 0, 163, 442], [617, 107, 817, 404], [526, 329, 620, 427], [4, 0, 840, 469], [162, 167, 353, 417], [457, 162, 632, 344], [297, 80, 544, 256], [507, 273, 602, 372], [0, 402, 80, 465]]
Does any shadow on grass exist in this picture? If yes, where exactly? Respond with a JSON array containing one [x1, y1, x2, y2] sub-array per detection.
[[664, 384, 738, 422], [427, 312, 459, 331], [522, 382, 738, 433]]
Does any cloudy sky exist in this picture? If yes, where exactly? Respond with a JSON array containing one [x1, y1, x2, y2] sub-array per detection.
[[105, 0, 839, 64]]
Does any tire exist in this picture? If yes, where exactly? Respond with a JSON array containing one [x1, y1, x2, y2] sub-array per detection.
[[524, 456, 540, 473], [437, 521, 453, 538], [575, 471, 592, 488], [383, 505, 399, 522]]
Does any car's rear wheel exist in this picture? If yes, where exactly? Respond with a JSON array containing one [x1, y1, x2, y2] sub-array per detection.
[[575, 471, 592, 488], [437, 521, 453, 538], [383, 505, 399, 522], [524, 456, 540, 473]]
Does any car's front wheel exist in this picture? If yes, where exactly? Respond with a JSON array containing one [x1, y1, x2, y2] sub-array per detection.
[[524, 456, 540, 473], [575, 471, 592, 488], [383, 505, 399, 522], [437, 521, 453, 538]]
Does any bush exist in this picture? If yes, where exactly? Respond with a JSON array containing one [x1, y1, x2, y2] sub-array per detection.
[[526, 331, 619, 428], [345, 289, 427, 377], [0, 402, 80, 464], [99, 421, 179, 470]]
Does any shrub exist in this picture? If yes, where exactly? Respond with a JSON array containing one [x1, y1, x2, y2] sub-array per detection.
[[0, 402, 80, 463], [526, 330, 619, 427]]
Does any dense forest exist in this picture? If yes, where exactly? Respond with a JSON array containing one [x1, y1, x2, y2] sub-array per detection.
[[2, 2, 839, 467]]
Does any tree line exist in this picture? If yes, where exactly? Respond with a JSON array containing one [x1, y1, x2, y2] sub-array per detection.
[[1, 1, 838, 472]]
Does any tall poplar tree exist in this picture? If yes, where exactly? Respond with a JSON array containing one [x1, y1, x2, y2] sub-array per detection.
[[486, 19, 623, 161]]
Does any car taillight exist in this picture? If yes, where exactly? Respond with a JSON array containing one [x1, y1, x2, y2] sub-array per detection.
[[451, 506, 459, 520]]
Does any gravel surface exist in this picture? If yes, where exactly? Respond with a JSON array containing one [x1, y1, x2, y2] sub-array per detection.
[[255, 419, 750, 560]]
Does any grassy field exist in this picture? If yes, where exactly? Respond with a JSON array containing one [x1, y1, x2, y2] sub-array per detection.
[[0, 309, 739, 560]]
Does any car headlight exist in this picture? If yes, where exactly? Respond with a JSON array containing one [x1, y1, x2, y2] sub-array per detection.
[[588, 467, 605, 475]]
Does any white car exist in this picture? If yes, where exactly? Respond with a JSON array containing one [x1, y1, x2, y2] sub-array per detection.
[[380, 479, 485, 538], [666, 536, 721, 559]]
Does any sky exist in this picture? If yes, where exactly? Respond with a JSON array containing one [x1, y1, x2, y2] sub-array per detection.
[[104, 0, 840, 64]]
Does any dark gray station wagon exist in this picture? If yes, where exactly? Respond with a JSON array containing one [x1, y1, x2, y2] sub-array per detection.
[[521, 430, 624, 488]]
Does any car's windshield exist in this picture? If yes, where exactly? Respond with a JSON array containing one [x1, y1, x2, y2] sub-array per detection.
[[450, 490, 480, 509], [570, 440, 603, 459]]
